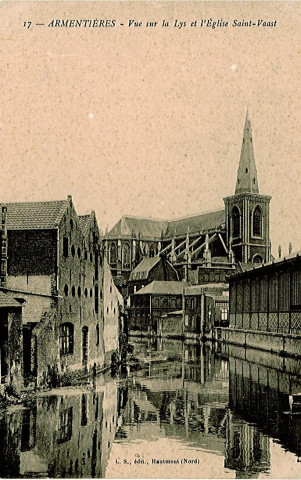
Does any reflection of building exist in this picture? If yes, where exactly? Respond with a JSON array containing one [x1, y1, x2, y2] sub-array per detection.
[[105, 113, 271, 290], [0, 380, 121, 478], [228, 354, 301, 461], [121, 340, 229, 456], [225, 411, 270, 478]]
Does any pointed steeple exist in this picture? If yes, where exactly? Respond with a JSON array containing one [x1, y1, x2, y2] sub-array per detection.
[[235, 110, 259, 194]]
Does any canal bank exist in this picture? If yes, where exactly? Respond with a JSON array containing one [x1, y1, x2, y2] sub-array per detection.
[[214, 326, 301, 358]]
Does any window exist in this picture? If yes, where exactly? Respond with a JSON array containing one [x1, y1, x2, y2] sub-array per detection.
[[64, 285, 69, 296], [60, 323, 74, 355], [63, 237, 69, 257], [78, 286, 81, 298], [71, 286, 75, 297], [110, 243, 117, 266], [95, 285, 99, 313], [232, 206, 240, 238], [84, 287, 88, 298], [221, 308, 228, 321], [71, 245, 75, 257], [96, 324, 100, 346], [58, 407, 73, 443], [70, 219, 74, 230], [77, 247, 81, 259], [253, 206, 262, 237], [122, 243, 131, 269]]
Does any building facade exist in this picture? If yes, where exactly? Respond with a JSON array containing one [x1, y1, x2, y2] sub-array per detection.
[[129, 281, 189, 334], [1, 196, 122, 387]]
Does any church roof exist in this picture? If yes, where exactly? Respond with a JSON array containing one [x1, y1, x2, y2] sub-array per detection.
[[107, 209, 225, 240], [235, 110, 259, 194], [166, 209, 225, 237], [107, 216, 168, 239], [134, 280, 190, 296], [6, 200, 68, 230]]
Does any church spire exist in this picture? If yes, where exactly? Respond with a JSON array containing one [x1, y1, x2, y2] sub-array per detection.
[[235, 110, 259, 194]]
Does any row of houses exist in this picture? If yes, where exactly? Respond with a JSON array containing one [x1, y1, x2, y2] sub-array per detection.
[[0, 196, 123, 392]]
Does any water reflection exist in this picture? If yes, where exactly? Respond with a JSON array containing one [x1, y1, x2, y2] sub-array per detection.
[[0, 339, 301, 478]]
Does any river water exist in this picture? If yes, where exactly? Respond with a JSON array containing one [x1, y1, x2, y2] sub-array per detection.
[[1, 338, 301, 478]]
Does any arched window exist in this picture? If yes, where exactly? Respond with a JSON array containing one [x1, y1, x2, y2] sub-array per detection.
[[232, 206, 240, 238], [110, 243, 117, 266], [60, 323, 74, 355], [122, 243, 131, 269], [253, 206, 262, 237]]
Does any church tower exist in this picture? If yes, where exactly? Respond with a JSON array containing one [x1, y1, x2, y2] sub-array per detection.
[[224, 111, 271, 264]]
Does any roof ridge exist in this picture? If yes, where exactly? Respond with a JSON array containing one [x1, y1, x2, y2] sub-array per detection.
[[5, 199, 68, 205], [121, 214, 169, 222], [167, 208, 224, 223]]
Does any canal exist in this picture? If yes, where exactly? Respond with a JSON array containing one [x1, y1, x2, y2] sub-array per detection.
[[1, 338, 301, 478]]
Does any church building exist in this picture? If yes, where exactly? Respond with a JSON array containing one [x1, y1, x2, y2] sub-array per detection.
[[105, 112, 271, 290]]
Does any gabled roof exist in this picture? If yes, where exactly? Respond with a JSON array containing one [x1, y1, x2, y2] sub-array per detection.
[[6, 200, 68, 230], [134, 280, 190, 296], [0, 291, 23, 308], [107, 209, 225, 240], [78, 214, 91, 237], [107, 216, 168, 239], [166, 209, 225, 237], [129, 256, 161, 281]]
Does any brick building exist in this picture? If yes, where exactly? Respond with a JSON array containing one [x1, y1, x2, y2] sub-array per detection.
[[2, 196, 121, 386]]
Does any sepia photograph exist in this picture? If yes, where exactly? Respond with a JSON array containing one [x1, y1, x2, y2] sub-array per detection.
[[0, 0, 301, 478]]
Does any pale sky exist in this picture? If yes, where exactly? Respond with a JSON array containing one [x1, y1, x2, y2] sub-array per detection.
[[1, 1, 300, 257]]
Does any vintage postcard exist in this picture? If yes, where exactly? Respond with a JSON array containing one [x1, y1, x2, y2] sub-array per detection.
[[0, 0, 301, 478]]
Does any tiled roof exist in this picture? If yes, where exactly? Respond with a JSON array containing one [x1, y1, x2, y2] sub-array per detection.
[[166, 209, 225, 237], [129, 256, 160, 281], [108, 216, 168, 239], [107, 209, 225, 240], [0, 291, 23, 308], [134, 281, 190, 296], [6, 200, 68, 230], [78, 215, 91, 237]]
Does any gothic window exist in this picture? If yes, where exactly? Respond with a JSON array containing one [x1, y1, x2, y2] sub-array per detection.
[[232, 207, 240, 238], [253, 206, 262, 237], [110, 243, 117, 266], [122, 243, 131, 269], [60, 323, 74, 355]]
